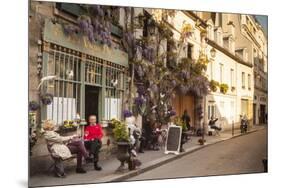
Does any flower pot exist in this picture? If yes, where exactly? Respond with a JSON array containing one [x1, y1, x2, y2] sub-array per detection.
[[116, 141, 130, 172], [198, 139, 206, 145]]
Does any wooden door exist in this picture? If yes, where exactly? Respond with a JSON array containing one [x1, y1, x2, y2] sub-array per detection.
[[172, 94, 195, 127]]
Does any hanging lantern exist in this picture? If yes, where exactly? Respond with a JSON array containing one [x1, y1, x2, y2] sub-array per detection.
[[210, 47, 216, 58]]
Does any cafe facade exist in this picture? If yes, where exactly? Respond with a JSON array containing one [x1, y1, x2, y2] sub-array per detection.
[[40, 19, 129, 126]]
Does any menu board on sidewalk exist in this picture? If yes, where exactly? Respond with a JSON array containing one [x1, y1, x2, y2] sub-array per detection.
[[165, 125, 182, 155]]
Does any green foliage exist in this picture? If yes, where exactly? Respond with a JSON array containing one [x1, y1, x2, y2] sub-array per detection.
[[191, 62, 207, 75], [112, 119, 129, 142], [197, 51, 209, 65], [210, 80, 220, 92], [174, 116, 187, 131], [220, 83, 229, 94]]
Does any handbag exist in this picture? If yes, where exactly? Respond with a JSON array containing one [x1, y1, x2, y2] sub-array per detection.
[[50, 144, 72, 160]]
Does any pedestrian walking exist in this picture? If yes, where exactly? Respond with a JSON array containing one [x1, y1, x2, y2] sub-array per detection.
[[181, 109, 191, 130]]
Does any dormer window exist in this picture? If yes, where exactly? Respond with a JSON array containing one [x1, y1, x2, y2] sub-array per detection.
[[235, 48, 248, 62], [215, 27, 223, 46], [207, 19, 214, 40], [223, 35, 235, 53]]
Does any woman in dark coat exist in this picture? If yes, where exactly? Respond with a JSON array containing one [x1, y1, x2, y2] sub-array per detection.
[[181, 109, 191, 130]]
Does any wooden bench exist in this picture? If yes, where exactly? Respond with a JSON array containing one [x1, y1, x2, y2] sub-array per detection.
[[46, 144, 77, 174]]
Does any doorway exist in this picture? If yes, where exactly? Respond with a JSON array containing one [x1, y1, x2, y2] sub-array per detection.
[[85, 85, 100, 123], [253, 103, 256, 125], [260, 104, 266, 124]]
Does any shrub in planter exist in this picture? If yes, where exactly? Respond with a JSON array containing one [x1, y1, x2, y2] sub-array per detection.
[[220, 83, 229, 94], [112, 119, 131, 172], [209, 80, 220, 92], [112, 119, 129, 142]]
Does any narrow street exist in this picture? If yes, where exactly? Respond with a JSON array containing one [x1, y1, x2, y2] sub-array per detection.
[[128, 129, 267, 181]]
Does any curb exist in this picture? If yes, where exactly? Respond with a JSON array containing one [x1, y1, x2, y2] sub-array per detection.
[[96, 127, 265, 183]]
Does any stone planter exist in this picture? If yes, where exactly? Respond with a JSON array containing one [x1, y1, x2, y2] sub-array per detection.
[[116, 141, 130, 172]]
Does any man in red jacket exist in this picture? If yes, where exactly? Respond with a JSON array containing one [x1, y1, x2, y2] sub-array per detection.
[[84, 115, 103, 170]]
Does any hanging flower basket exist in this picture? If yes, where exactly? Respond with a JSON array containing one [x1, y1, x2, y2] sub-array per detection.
[[181, 23, 193, 38], [40, 93, 53, 105], [220, 83, 229, 94], [29, 101, 40, 111], [209, 80, 220, 92]]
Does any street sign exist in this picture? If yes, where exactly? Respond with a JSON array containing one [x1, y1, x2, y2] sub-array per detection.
[[165, 125, 182, 155]]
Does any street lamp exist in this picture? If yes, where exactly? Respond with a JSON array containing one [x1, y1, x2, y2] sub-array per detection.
[[202, 47, 216, 145]]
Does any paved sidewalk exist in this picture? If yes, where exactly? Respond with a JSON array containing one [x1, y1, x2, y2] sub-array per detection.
[[29, 125, 265, 187]]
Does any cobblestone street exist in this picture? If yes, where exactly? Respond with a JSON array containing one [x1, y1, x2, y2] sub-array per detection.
[[128, 128, 267, 181]]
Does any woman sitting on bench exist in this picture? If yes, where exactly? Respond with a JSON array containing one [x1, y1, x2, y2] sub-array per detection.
[[43, 120, 90, 178]]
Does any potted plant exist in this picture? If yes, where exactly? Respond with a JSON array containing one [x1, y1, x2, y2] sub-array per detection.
[[112, 118, 130, 172], [220, 83, 229, 94], [198, 138, 206, 145]]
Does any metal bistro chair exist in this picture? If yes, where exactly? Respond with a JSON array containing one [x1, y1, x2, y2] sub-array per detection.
[[158, 129, 168, 150], [208, 125, 220, 136]]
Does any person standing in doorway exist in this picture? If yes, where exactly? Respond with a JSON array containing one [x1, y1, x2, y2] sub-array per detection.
[[84, 115, 103, 171], [181, 109, 191, 130]]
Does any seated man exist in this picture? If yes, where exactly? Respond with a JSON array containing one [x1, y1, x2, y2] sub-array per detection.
[[43, 120, 89, 178], [209, 116, 222, 131], [84, 115, 103, 171]]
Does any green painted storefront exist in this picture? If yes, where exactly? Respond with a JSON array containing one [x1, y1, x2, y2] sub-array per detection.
[[40, 19, 129, 125]]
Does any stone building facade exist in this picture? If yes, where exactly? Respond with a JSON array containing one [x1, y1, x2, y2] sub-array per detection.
[[29, 1, 267, 174]]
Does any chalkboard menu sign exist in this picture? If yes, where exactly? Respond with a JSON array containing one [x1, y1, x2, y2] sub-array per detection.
[[165, 125, 182, 155]]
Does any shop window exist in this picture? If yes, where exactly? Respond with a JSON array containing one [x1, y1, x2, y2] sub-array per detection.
[[105, 62, 125, 120], [44, 43, 127, 125], [85, 56, 103, 86], [46, 45, 82, 126], [105, 89, 123, 120]]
